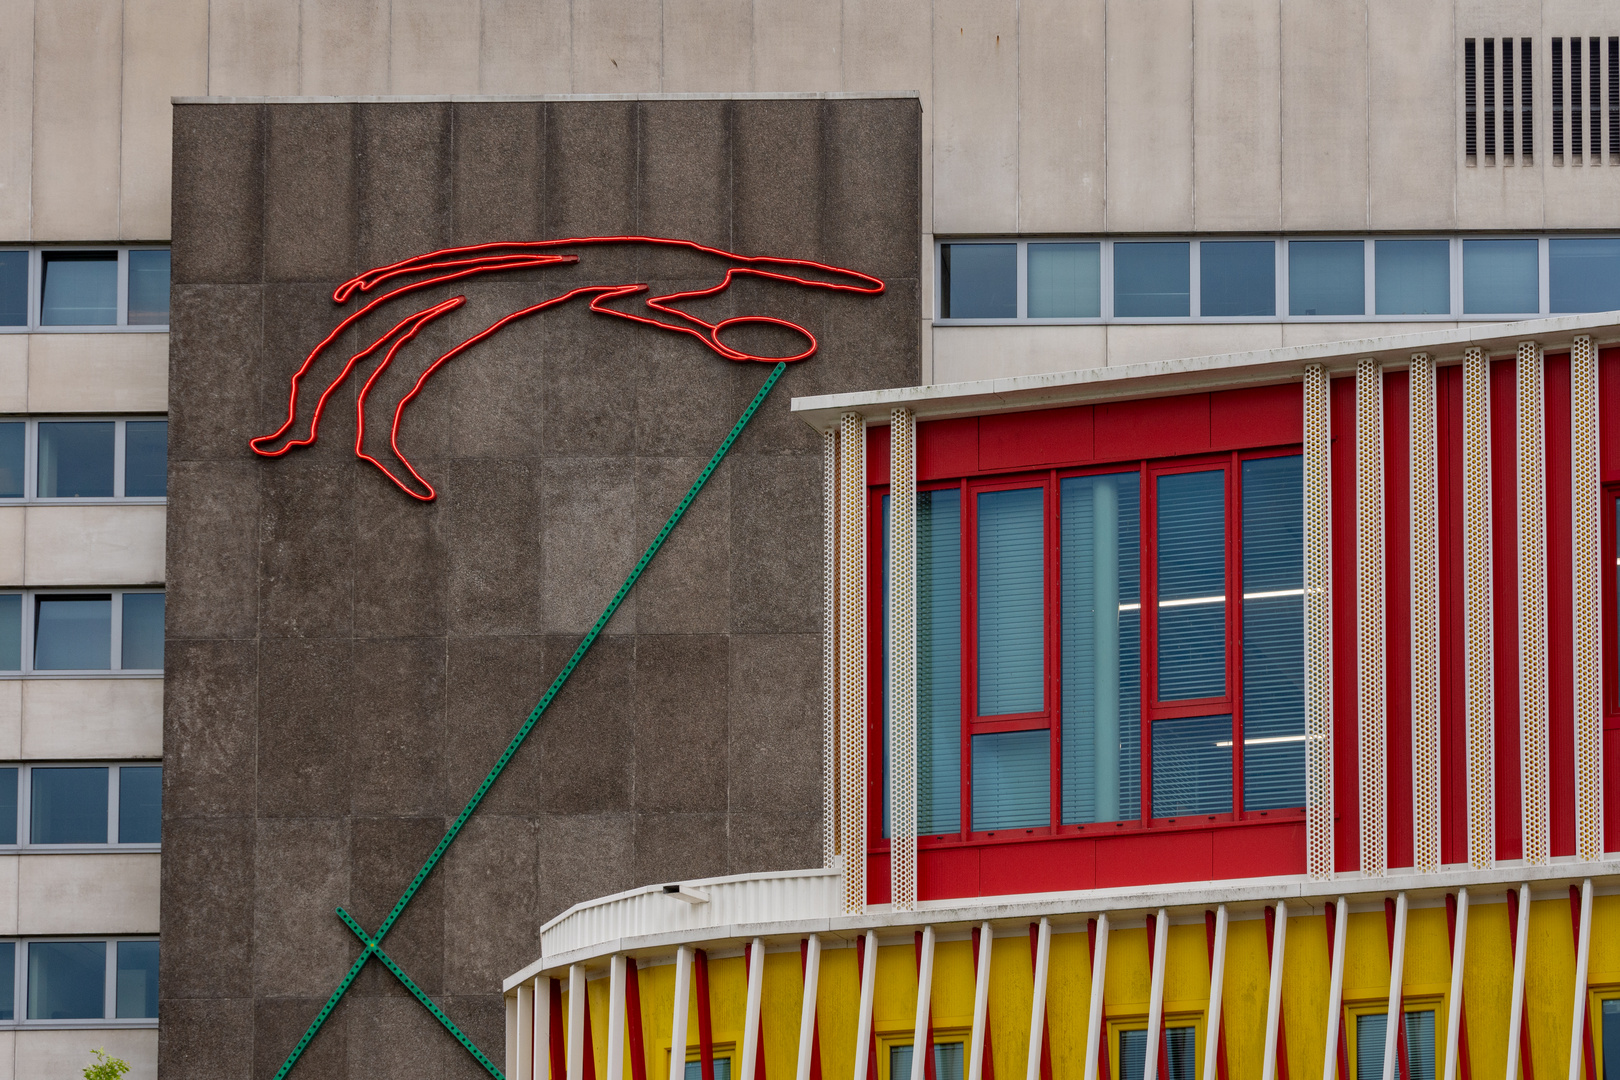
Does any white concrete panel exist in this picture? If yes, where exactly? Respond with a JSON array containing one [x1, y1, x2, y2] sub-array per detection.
[[0, 0, 33, 241], [479, 0, 571, 94], [932, 0, 1018, 234], [26, 334, 168, 414], [1367, 0, 1454, 230], [1105, 322, 1284, 367], [31, 0, 121, 241], [21, 680, 163, 760], [1280, 0, 1368, 230], [1193, 0, 1281, 231], [0, 508, 20, 585], [0, 683, 20, 762], [571, 0, 662, 92], [662, 0, 753, 93], [1105, 0, 1195, 231], [1544, 160, 1619, 229], [1279, 321, 1454, 347], [931, 325, 1107, 384], [17, 854, 160, 934], [0, 337, 24, 413], [14, 1028, 157, 1080], [0, 1029, 13, 1080], [843, 0, 932, 227], [299, 0, 389, 97], [0, 860, 17, 935], [120, 0, 208, 242], [753, 0, 841, 92], [1017, 0, 1105, 233], [391, 0, 480, 95], [206, 0, 300, 96], [23, 506, 166, 587]]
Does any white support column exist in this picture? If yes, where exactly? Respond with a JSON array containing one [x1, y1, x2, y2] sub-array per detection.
[[854, 931, 878, 1080], [1202, 906, 1229, 1080], [1322, 899, 1349, 1080], [742, 939, 766, 1080], [1262, 902, 1289, 1080], [1443, 890, 1470, 1080], [607, 954, 627, 1080], [1083, 914, 1111, 1080], [567, 964, 587, 1080], [1517, 341, 1550, 866], [1026, 919, 1052, 1080], [1505, 886, 1531, 1080], [670, 947, 693, 1080], [1409, 353, 1443, 874], [969, 923, 993, 1080], [510, 993, 521, 1080], [1571, 335, 1605, 861], [518, 980, 537, 1080], [912, 926, 937, 1080], [1569, 879, 1594, 1080], [536, 979, 552, 1080], [1382, 894, 1409, 1080], [838, 413, 868, 913], [797, 936, 823, 1080], [1357, 358, 1388, 877], [1145, 910, 1170, 1080], [889, 407, 918, 911], [823, 429, 840, 870], [1462, 347, 1495, 870], [1304, 364, 1336, 880]]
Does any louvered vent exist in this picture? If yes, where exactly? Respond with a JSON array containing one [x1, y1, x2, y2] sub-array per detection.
[[1465, 38, 1534, 164], [1549, 36, 1619, 164]]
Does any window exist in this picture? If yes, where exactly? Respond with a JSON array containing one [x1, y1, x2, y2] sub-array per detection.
[[0, 249, 169, 331], [1551, 238, 1620, 313], [1601, 995, 1620, 1080], [1117, 1025, 1197, 1080], [941, 244, 1016, 319], [682, 1061, 732, 1080], [881, 452, 1304, 838], [1289, 241, 1364, 316], [1028, 243, 1101, 318], [0, 939, 159, 1026], [0, 418, 167, 501], [1375, 240, 1450, 316], [0, 592, 165, 675], [1201, 241, 1275, 317], [1114, 243, 1190, 317], [1352, 1009, 1436, 1080], [0, 764, 161, 849], [1463, 239, 1539, 314], [888, 1041, 965, 1080]]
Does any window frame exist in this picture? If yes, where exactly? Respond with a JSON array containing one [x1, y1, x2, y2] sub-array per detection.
[[876, 1026, 970, 1080], [1343, 996, 1443, 1080], [1106, 1010, 1205, 1080], [0, 247, 170, 333], [0, 590, 166, 678], [0, 416, 169, 504], [0, 762, 162, 853], [0, 936, 161, 1028]]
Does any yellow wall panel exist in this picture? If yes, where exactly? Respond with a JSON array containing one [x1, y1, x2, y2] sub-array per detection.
[[1047, 929, 1094, 1079], [1220, 916, 1272, 1080], [986, 934, 1036, 1080], [1279, 907, 1331, 1080]]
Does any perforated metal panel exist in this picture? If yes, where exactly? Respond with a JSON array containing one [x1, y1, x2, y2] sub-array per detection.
[[1409, 354, 1442, 874], [1356, 359, 1387, 877], [1462, 348, 1495, 870], [888, 408, 918, 912], [1516, 342, 1550, 866], [1304, 365, 1335, 880], [1571, 335, 1605, 861], [823, 429, 839, 870], [837, 413, 867, 913]]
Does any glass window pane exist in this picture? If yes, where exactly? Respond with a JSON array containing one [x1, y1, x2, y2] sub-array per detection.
[[1242, 456, 1305, 811], [1550, 237, 1620, 313], [941, 244, 1016, 319], [684, 1060, 732, 1080], [1114, 242, 1190, 317], [1156, 470, 1226, 700], [1120, 1030, 1148, 1080], [1376, 240, 1451, 315], [34, 594, 112, 671], [1289, 240, 1365, 316], [27, 940, 105, 1019], [1201, 241, 1276, 317], [0, 422, 22, 497], [1463, 239, 1539, 314], [1028, 243, 1101, 318], [1356, 1013, 1388, 1080], [37, 421, 114, 498], [127, 250, 171, 326], [971, 729, 1049, 831], [124, 420, 167, 497], [933, 1042, 965, 1080], [919, 492, 962, 834], [1152, 714, 1233, 816], [1165, 1027, 1197, 1080], [0, 769, 15, 845], [118, 766, 161, 844], [1404, 1010, 1437, 1080], [1601, 999, 1620, 1080], [0, 594, 19, 671], [0, 942, 13, 1020], [977, 488, 1045, 715], [122, 593, 165, 670], [0, 251, 25, 326], [31, 766, 109, 844], [115, 940, 158, 1018], [1061, 473, 1141, 825], [40, 251, 116, 326]]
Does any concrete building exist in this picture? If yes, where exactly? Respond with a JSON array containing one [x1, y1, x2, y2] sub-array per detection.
[[1, 1, 1619, 1079]]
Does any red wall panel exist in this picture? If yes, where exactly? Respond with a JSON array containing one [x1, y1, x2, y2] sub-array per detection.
[[1545, 353, 1577, 858], [1384, 372, 1414, 869], [1094, 394, 1211, 462], [1095, 830, 1214, 888], [1600, 347, 1620, 482], [1331, 377, 1360, 872], [1441, 365, 1468, 866], [1210, 383, 1303, 450], [866, 423, 890, 486], [979, 406, 1093, 471], [917, 847, 980, 901], [1212, 821, 1306, 878], [918, 417, 978, 481], [978, 839, 1095, 895], [1490, 358, 1523, 862]]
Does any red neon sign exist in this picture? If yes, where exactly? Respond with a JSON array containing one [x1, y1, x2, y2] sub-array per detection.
[[248, 237, 885, 500]]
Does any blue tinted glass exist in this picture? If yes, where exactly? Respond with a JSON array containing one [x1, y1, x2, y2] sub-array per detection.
[[1550, 238, 1620, 313], [1289, 241, 1364, 316], [977, 487, 1044, 715], [1061, 473, 1141, 825], [0, 595, 18, 671], [0, 422, 22, 497], [1151, 714, 1233, 817], [1201, 242, 1275, 316], [37, 421, 114, 498], [890, 1043, 966, 1080], [118, 766, 161, 844], [684, 1060, 732, 1080], [27, 940, 105, 1019], [1157, 470, 1226, 700], [34, 595, 111, 670], [1404, 1011, 1436, 1080], [124, 421, 167, 497], [32, 766, 108, 844], [1242, 456, 1305, 811], [1602, 999, 1620, 1080], [121, 593, 165, 670], [115, 941, 159, 1018], [0, 251, 24, 326], [127, 250, 170, 325], [1463, 239, 1539, 314], [1114, 242, 1190, 317], [971, 729, 1049, 831], [40, 252, 116, 326], [1028, 243, 1101, 318], [0, 942, 12, 1020], [0, 769, 15, 844], [1376, 240, 1451, 315], [942, 244, 1016, 318], [1356, 1013, 1387, 1080], [1120, 1030, 1147, 1080]]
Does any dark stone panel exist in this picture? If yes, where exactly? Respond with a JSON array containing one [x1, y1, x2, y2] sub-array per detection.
[[346, 989, 454, 1078], [444, 634, 548, 816], [160, 817, 254, 998], [256, 996, 349, 1080], [728, 633, 822, 814], [168, 284, 264, 462], [732, 100, 823, 259], [452, 101, 545, 243], [538, 304, 640, 458], [727, 811, 822, 875], [158, 997, 254, 1080], [441, 994, 508, 1080], [543, 100, 640, 281], [728, 453, 823, 635], [633, 635, 728, 812], [633, 813, 728, 885], [358, 102, 453, 269], [252, 818, 352, 997], [830, 274, 922, 392], [536, 633, 634, 813], [354, 476, 449, 638], [167, 460, 260, 639], [538, 457, 637, 635], [164, 639, 258, 819], [171, 103, 263, 284], [350, 639, 447, 817], [633, 456, 730, 635], [348, 816, 447, 997], [638, 99, 731, 276], [441, 282, 549, 461], [256, 638, 355, 817], [258, 282, 360, 455], [442, 814, 538, 995], [633, 313, 746, 459], [259, 462, 355, 638], [445, 458, 543, 635], [822, 98, 922, 280], [536, 812, 635, 923], [264, 104, 358, 282]]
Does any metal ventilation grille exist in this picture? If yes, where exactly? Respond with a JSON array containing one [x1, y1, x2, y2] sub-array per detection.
[[1466, 38, 1535, 163], [1550, 36, 1619, 164]]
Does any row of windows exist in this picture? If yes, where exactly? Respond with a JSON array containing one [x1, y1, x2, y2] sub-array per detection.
[[0, 764, 160, 849], [937, 236, 1620, 323], [0, 939, 158, 1024], [0, 592, 165, 675], [0, 249, 169, 331], [0, 419, 167, 501]]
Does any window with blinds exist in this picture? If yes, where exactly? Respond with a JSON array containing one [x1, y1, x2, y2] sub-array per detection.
[[976, 488, 1045, 716], [1155, 470, 1227, 700], [1241, 456, 1306, 811], [1118, 1026, 1197, 1080], [889, 1042, 965, 1080], [1354, 1010, 1436, 1080]]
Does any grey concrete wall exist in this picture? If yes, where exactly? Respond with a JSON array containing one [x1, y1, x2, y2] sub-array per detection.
[[160, 96, 918, 1079]]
